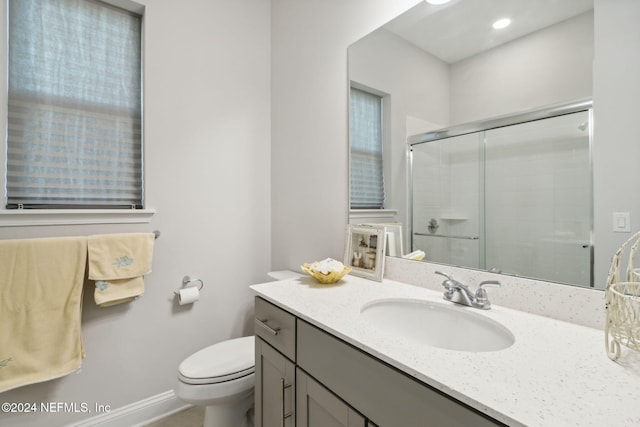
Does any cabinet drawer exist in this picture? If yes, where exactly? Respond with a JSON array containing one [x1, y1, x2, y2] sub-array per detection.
[[255, 297, 296, 361]]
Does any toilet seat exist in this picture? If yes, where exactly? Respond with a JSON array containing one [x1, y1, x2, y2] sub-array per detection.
[[178, 336, 255, 385]]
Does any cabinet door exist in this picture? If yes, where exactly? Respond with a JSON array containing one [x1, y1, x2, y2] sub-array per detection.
[[297, 368, 366, 427], [255, 337, 295, 427]]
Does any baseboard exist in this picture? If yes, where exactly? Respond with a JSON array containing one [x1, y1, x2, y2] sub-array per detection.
[[66, 390, 191, 427]]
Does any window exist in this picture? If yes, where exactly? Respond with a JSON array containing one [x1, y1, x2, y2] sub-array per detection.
[[349, 87, 385, 209], [6, 0, 143, 209]]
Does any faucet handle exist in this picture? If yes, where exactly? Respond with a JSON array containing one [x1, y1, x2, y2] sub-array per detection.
[[475, 280, 501, 304], [435, 271, 454, 290], [435, 271, 458, 299], [435, 271, 452, 280]]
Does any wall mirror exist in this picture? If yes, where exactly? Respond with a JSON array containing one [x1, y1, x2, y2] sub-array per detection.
[[347, 0, 611, 288]]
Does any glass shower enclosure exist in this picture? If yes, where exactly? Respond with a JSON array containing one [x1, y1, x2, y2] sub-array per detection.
[[409, 100, 593, 287]]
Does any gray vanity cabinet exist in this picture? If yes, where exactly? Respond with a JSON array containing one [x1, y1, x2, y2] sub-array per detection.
[[296, 368, 366, 427], [254, 296, 504, 427], [255, 297, 296, 427]]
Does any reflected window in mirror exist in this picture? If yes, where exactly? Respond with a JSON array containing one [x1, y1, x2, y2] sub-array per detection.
[[349, 87, 386, 209]]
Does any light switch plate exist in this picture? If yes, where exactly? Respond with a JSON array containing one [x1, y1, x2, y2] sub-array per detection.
[[613, 212, 631, 232]]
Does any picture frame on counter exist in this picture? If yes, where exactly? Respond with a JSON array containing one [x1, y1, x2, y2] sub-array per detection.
[[344, 224, 386, 281]]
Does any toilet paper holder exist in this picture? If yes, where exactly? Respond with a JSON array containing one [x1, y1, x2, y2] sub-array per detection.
[[174, 275, 204, 296]]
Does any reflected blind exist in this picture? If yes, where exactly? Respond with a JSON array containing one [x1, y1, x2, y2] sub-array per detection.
[[350, 88, 385, 209], [6, 0, 143, 209]]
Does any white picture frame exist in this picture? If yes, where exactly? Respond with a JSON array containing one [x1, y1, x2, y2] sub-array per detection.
[[344, 225, 386, 281]]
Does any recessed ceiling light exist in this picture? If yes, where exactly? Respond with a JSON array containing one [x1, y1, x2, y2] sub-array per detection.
[[425, 0, 451, 5], [492, 18, 511, 30]]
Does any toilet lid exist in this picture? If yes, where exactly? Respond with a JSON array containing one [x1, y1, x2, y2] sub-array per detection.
[[178, 336, 255, 385]]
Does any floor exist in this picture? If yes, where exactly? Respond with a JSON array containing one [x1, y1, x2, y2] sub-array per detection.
[[144, 406, 204, 427]]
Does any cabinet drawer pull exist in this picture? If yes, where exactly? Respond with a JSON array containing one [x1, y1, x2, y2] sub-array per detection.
[[281, 378, 292, 426], [256, 318, 280, 336]]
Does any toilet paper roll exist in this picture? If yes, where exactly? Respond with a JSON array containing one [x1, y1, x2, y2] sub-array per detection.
[[178, 286, 200, 305]]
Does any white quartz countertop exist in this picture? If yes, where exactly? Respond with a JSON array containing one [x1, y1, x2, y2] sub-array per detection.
[[251, 275, 640, 427]]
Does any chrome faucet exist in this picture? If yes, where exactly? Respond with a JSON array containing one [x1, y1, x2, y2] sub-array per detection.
[[435, 271, 500, 310]]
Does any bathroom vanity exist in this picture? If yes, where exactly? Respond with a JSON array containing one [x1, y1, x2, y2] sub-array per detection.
[[251, 275, 640, 427], [254, 296, 499, 426]]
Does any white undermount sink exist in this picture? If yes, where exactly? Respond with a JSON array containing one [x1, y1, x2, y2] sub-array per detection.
[[360, 298, 515, 352]]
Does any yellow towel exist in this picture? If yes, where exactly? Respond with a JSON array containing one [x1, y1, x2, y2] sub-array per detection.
[[94, 277, 144, 307], [88, 233, 155, 307], [0, 236, 87, 393], [88, 233, 155, 280]]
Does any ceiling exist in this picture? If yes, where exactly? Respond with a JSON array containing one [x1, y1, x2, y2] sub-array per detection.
[[383, 0, 594, 63]]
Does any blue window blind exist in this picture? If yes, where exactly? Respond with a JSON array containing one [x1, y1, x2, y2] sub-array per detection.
[[6, 0, 143, 209], [350, 87, 385, 209]]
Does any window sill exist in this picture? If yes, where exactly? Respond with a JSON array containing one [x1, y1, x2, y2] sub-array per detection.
[[0, 208, 156, 227], [349, 209, 398, 219]]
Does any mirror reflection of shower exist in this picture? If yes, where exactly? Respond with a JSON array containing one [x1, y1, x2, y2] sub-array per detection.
[[410, 100, 593, 287]]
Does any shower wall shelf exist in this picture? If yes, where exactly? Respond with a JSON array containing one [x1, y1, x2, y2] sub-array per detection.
[[440, 214, 468, 220]]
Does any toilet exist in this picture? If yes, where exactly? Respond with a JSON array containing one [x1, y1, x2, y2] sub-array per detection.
[[174, 335, 255, 427]]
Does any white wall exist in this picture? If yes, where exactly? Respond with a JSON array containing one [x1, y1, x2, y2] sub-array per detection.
[[450, 10, 594, 124], [0, 1, 271, 426], [593, 0, 640, 288], [271, 0, 421, 269]]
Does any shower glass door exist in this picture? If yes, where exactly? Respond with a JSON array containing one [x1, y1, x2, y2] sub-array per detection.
[[483, 111, 592, 285]]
